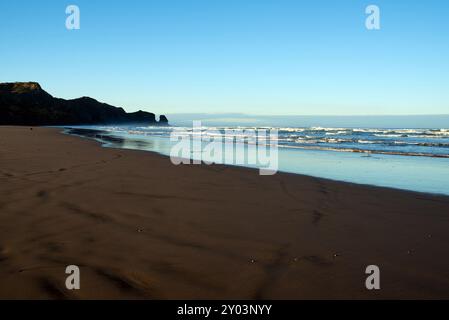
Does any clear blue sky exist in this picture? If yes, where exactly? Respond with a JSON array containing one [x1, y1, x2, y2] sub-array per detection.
[[1, 0, 448, 115]]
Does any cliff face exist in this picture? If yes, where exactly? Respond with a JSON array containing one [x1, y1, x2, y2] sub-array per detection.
[[0, 82, 168, 126]]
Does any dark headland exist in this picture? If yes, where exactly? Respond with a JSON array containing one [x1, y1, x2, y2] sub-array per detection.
[[0, 82, 168, 126]]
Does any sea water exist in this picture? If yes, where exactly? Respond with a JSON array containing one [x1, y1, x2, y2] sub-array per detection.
[[64, 124, 449, 196]]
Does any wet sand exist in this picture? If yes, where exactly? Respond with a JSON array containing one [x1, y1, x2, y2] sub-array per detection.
[[0, 126, 448, 299]]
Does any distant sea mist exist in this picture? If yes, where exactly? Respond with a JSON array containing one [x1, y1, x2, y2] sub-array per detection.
[[166, 114, 449, 129]]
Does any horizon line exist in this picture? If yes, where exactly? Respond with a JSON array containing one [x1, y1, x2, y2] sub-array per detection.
[[166, 113, 449, 117]]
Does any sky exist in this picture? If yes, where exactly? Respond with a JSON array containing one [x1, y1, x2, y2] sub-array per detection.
[[1, 0, 448, 116]]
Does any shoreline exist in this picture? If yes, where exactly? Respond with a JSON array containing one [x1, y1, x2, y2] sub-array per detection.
[[1, 126, 449, 299], [63, 126, 449, 198]]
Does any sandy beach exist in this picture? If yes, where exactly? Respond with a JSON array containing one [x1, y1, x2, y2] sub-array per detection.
[[0, 126, 448, 299]]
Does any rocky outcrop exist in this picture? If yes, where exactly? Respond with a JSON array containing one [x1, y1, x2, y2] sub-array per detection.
[[0, 82, 168, 126], [159, 115, 169, 124]]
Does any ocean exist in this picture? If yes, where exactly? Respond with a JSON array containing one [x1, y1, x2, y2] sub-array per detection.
[[64, 121, 449, 196]]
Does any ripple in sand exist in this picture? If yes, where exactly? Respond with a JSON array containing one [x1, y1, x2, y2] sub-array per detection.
[[0, 246, 10, 261]]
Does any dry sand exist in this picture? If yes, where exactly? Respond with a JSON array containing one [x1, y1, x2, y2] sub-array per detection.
[[0, 126, 448, 299]]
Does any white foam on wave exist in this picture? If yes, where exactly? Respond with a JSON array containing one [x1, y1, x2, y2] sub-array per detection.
[[90, 125, 449, 158]]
